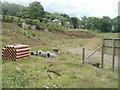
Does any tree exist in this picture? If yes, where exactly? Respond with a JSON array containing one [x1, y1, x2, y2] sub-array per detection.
[[2, 2, 25, 16], [93, 17, 103, 30], [44, 11, 51, 19], [49, 12, 62, 20], [80, 16, 113, 32], [112, 16, 120, 32], [16, 8, 29, 19], [27, 1, 44, 19], [81, 16, 88, 28], [85, 17, 102, 30], [61, 14, 71, 21], [100, 16, 112, 32], [118, 16, 120, 32], [60, 17, 67, 26], [70, 17, 79, 28]]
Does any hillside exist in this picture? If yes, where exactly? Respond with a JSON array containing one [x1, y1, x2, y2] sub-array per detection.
[[2, 22, 118, 88], [2, 22, 99, 50]]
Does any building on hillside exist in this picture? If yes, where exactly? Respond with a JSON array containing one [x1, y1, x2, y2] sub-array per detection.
[[79, 25, 85, 29], [51, 19, 62, 26], [65, 22, 74, 28]]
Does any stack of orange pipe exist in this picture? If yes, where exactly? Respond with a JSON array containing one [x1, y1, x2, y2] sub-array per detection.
[[2, 45, 30, 61]]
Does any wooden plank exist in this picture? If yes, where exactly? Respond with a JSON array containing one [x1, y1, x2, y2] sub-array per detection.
[[115, 39, 120, 47], [104, 40, 113, 46], [82, 45, 102, 62], [103, 38, 120, 40], [101, 38, 104, 69], [82, 48, 85, 64], [112, 39, 115, 72], [104, 45, 120, 48], [103, 38, 120, 56]]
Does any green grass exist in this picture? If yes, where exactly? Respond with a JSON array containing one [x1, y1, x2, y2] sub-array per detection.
[[2, 22, 118, 88], [2, 15, 25, 22], [2, 53, 118, 88]]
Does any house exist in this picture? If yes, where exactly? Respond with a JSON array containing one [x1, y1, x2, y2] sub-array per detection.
[[52, 19, 62, 26], [79, 25, 85, 29], [65, 22, 74, 28]]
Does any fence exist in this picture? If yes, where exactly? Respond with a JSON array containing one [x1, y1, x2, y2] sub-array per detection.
[[102, 38, 120, 71], [81, 38, 120, 72]]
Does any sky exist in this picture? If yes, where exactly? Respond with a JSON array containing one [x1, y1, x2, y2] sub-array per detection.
[[2, 0, 120, 19]]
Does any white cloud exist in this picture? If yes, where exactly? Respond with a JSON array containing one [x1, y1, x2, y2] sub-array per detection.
[[1, 0, 119, 18]]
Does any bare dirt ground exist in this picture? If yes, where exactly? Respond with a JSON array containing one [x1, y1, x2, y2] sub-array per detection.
[[50, 30, 98, 38], [61, 38, 118, 68]]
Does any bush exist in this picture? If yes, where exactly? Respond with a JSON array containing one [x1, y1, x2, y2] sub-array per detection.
[[3, 15, 5, 20], [17, 22, 22, 27], [36, 23, 41, 30], [32, 20, 41, 29], [36, 22, 47, 30], [2, 16, 12, 23], [42, 18, 48, 23], [95, 62, 101, 68], [3, 18, 13, 23], [18, 18, 21, 22], [32, 20, 40, 25], [28, 35, 31, 38], [23, 31, 27, 36], [93, 29, 102, 33], [25, 18, 32, 24], [47, 24, 67, 31], [40, 22, 47, 28], [32, 32, 36, 37], [11, 17, 14, 21]]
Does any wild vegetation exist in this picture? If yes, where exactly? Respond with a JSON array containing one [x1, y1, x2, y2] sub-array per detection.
[[1, 1, 119, 32], [2, 22, 118, 88], [1, 1, 119, 88]]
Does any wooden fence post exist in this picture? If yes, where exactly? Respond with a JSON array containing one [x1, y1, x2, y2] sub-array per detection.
[[112, 39, 115, 72], [101, 38, 104, 69], [82, 48, 85, 64]]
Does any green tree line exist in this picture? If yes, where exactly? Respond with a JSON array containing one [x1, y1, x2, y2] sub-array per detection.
[[1, 1, 119, 32]]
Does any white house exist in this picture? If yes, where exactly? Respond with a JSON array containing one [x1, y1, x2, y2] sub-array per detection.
[[52, 19, 62, 26]]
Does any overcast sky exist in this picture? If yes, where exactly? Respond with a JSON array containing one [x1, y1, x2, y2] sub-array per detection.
[[2, 0, 120, 19]]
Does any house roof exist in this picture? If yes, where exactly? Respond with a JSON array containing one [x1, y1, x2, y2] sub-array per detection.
[[52, 19, 60, 22]]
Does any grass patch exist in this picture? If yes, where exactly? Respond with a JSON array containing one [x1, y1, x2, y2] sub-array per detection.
[[2, 22, 118, 88]]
